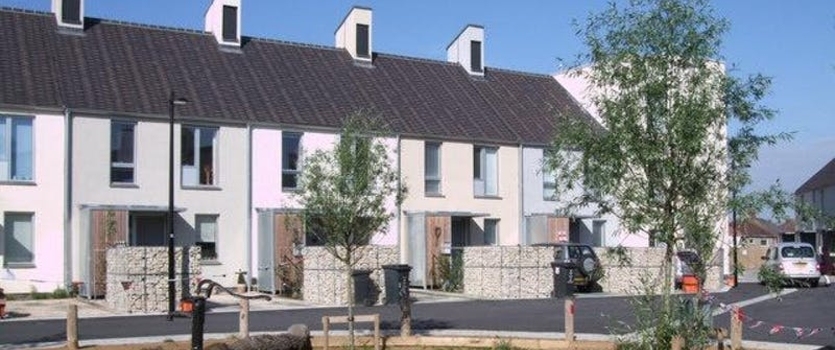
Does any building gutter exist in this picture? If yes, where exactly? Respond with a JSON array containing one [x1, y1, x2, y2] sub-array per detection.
[[246, 123, 253, 289], [63, 107, 73, 288], [397, 134, 405, 264], [518, 143, 525, 246]]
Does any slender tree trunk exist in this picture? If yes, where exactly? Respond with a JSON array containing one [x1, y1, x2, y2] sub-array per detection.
[[346, 257, 356, 350]]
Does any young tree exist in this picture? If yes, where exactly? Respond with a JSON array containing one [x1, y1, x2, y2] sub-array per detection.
[[547, 0, 785, 346], [295, 110, 404, 349]]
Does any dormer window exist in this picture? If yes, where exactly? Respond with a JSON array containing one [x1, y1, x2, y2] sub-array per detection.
[[222, 5, 238, 42], [52, 0, 84, 29], [470, 40, 482, 73], [61, 0, 81, 24], [356, 24, 370, 58]]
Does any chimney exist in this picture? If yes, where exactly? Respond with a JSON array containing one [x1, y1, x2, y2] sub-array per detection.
[[52, 0, 84, 29], [447, 25, 485, 76], [335, 7, 373, 62], [205, 0, 242, 47]]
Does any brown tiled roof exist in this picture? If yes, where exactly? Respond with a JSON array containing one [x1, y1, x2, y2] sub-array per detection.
[[0, 8, 593, 145], [796, 158, 835, 194], [730, 217, 781, 239]]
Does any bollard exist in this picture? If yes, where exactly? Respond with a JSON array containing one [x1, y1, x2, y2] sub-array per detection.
[[731, 306, 742, 350], [564, 297, 575, 345], [399, 269, 412, 337], [67, 302, 79, 350], [239, 298, 250, 339], [191, 296, 207, 350]]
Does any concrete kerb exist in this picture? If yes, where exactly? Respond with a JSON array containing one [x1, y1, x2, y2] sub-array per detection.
[[0, 329, 820, 350]]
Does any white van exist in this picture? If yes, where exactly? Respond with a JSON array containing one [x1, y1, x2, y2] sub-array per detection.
[[761, 242, 821, 287]]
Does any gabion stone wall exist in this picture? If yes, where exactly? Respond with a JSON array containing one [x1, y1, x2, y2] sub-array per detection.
[[302, 246, 398, 306], [463, 246, 724, 298], [106, 246, 201, 313], [462, 246, 554, 299]]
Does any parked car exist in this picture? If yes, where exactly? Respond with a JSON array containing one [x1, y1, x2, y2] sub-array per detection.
[[532, 243, 604, 292], [760, 242, 821, 287], [674, 250, 702, 289]]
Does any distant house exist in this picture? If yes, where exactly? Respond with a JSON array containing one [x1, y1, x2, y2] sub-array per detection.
[[733, 217, 781, 247], [795, 157, 835, 273]]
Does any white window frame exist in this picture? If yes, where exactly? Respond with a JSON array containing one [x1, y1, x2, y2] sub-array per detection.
[[3, 212, 35, 267], [473, 146, 498, 196], [181, 126, 219, 187], [483, 219, 498, 246], [195, 214, 219, 262], [110, 120, 136, 185], [282, 132, 302, 191], [424, 142, 442, 195], [0, 115, 34, 182], [543, 168, 556, 201]]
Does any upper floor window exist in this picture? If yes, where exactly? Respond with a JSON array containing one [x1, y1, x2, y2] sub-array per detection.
[[110, 121, 136, 184], [182, 126, 218, 187], [473, 146, 497, 196], [282, 132, 302, 191], [4, 212, 34, 267], [424, 142, 441, 195], [543, 168, 557, 201], [0, 115, 33, 182]]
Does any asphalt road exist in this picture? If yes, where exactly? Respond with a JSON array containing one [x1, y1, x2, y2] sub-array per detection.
[[2, 284, 832, 348]]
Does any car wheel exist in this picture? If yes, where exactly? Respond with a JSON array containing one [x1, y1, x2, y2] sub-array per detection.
[[810, 279, 819, 288], [579, 256, 597, 277]]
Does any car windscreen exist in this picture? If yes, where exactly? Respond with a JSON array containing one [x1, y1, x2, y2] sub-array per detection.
[[780, 246, 815, 258]]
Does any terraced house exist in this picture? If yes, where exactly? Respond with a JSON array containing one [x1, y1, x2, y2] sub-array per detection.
[[0, 0, 629, 295]]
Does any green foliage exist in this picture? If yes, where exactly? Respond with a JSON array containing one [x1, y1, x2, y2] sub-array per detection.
[[757, 266, 787, 297], [296, 110, 406, 266], [613, 276, 714, 350], [492, 337, 514, 350], [26, 286, 70, 300], [605, 245, 632, 268], [549, 0, 785, 347], [295, 110, 407, 350], [436, 254, 464, 292]]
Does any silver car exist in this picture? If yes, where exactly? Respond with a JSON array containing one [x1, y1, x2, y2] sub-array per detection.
[[761, 242, 821, 287]]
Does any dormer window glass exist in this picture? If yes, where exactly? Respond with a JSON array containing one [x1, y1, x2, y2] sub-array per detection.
[[62, 0, 81, 24], [470, 40, 482, 72], [356, 24, 370, 58], [222, 5, 238, 42]]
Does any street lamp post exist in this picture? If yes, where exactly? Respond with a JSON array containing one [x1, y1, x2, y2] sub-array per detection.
[[168, 92, 188, 320]]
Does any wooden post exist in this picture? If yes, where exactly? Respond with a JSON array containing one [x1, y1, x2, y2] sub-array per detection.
[[239, 298, 250, 339], [322, 316, 330, 350], [670, 336, 683, 350], [373, 314, 381, 350], [564, 297, 575, 345], [67, 301, 79, 350], [731, 306, 742, 350]]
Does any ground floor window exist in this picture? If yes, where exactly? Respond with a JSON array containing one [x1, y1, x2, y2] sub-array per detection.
[[195, 214, 218, 261], [4, 212, 34, 266]]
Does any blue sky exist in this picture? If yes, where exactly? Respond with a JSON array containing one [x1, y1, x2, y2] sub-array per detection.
[[3, 0, 833, 195]]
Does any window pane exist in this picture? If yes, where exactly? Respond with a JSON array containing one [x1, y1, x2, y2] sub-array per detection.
[[196, 215, 218, 260], [181, 127, 195, 166], [282, 133, 301, 171], [0, 118, 6, 160], [425, 179, 440, 194], [484, 219, 497, 246], [11, 118, 33, 181], [110, 122, 134, 164], [4, 213, 34, 264], [111, 167, 134, 183], [282, 173, 298, 189], [199, 128, 216, 185], [425, 143, 439, 177], [484, 147, 497, 195], [473, 147, 482, 179]]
